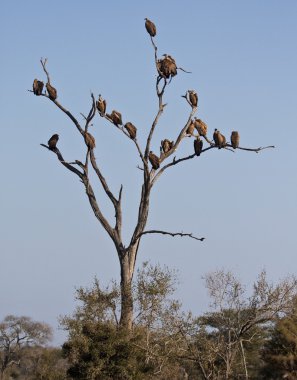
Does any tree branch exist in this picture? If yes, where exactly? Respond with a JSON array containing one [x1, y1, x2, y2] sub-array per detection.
[[137, 230, 205, 241], [38, 59, 84, 136], [40, 144, 84, 178]]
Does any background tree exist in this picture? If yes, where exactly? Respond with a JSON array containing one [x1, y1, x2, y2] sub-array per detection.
[[180, 270, 297, 380], [261, 297, 297, 379], [31, 19, 273, 330], [0, 315, 52, 379]]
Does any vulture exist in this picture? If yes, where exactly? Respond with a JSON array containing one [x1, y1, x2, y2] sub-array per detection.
[[188, 90, 198, 107], [149, 151, 160, 170], [124, 122, 137, 139], [194, 137, 203, 156], [161, 139, 174, 154], [48, 134, 59, 150], [158, 54, 177, 79], [32, 79, 44, 96], [96, 95, 106, 116], [108, 110, 123, 126], [46, 82, 57, 101], [213, 129, 226, 149], [186, 120, 195, 136], [144, 18, 156, 37], [230, 131, 240, 149], [194, 118, 208, 137], [84, 132, 96, 149]]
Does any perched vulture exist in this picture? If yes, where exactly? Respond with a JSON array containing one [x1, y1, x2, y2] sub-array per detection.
[[194, 137, 203, 156], [231, 131, 240, 149], [186, 120, 195, 136], [32, 79, 44, 96], [144, 18, 156, 37], [149, 151, 160, 170], [46, 82, 57, 100], [84, 132, 96, 149], [188, 90, 198, 107], [194, 118, 208, 137], [213, 129, 226, 149], [161, 139, 174, 154], [108, 110, 123, 126], [158, 54, 177, 79], [96, 95, 106, 116], [48, 134, 59, 150], [124, 122, 137, 139]]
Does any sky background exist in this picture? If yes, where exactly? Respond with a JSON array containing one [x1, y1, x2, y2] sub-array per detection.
[[1, 1, 296, 345]]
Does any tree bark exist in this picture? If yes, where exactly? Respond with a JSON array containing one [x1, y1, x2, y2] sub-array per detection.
[[119, 244, 139, 329], [119, 255, 133, 329]]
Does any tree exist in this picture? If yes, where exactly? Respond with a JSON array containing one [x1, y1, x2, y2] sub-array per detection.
[[30, 19, 274, 329], [61, 262, 190, 379], [261, 297, 297, 379], [0, 315, 52, 379], [181, 270, 297, 380]]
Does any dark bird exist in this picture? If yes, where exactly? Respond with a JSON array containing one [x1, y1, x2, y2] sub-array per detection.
[[108, 110, 123, 126], [46, 82, 57, 100], [84, 132, 96, 149], [145, 18, 156, 37], [158, 54, 177, 79], [213, 129, 226, 149], [48, 134, 59, 150], [161, 139, 174, 154], [188, 90, 198, 107], [194, 118, 208, 136], [124, 122, 137, 139], [96, 95, 106, 116], [230, 131, 240, 149], [149, 151, 160, 170], [32, 79, 44, 96], [194, 137, 203, 156], [186, 120, 195, 136]]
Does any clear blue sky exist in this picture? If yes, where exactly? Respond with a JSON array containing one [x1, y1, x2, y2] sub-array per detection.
[[1, 1, 296, 345]]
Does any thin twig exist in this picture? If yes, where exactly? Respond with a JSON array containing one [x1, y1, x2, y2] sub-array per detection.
[[137, 230, 205, 241]]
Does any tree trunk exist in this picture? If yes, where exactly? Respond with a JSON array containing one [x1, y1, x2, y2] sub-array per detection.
[[119, 245, 138, 330]]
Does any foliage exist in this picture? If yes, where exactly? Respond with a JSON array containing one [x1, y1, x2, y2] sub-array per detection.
[[261, 297, 297, 379], [180, 270, 297, 380], [61, 262, 190, 379], [0, 315, 52, 378]]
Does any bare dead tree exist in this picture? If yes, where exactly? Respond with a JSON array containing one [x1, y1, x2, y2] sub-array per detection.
[[30, 20, 274, 331]]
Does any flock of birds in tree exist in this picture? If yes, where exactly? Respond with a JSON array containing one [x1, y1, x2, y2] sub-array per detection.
[[32, 18, 240, 167]]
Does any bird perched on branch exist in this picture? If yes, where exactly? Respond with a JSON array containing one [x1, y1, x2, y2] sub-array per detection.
[[157, 54, 177, 79], [96, 95, 106, 116], [194, 118, 208, 137], [213, 129, 226, 149], [188, 90, 198, 107], [186, 120, 195, 136], [84, 132, 96, 149], [108, 110, 122, 126], [124, 122, 137, 139], [48, 134, 59, 151], [32, 79, 44, 96], [231, 131, 240, 149], [144, 18, 156, 37], [194, 136, 203, 156], [149, 151, 160, 170], [161, 139, 174, 154], [46, 82, 57, 101]]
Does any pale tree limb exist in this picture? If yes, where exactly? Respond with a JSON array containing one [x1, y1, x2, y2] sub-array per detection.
[[40, 58, 50, 83], [40, 144, 118, 246], [40, 145, 84, 178], [137, 230, 205, 242], [101, 113, 149, 174], [38, 59, 84, 135]]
